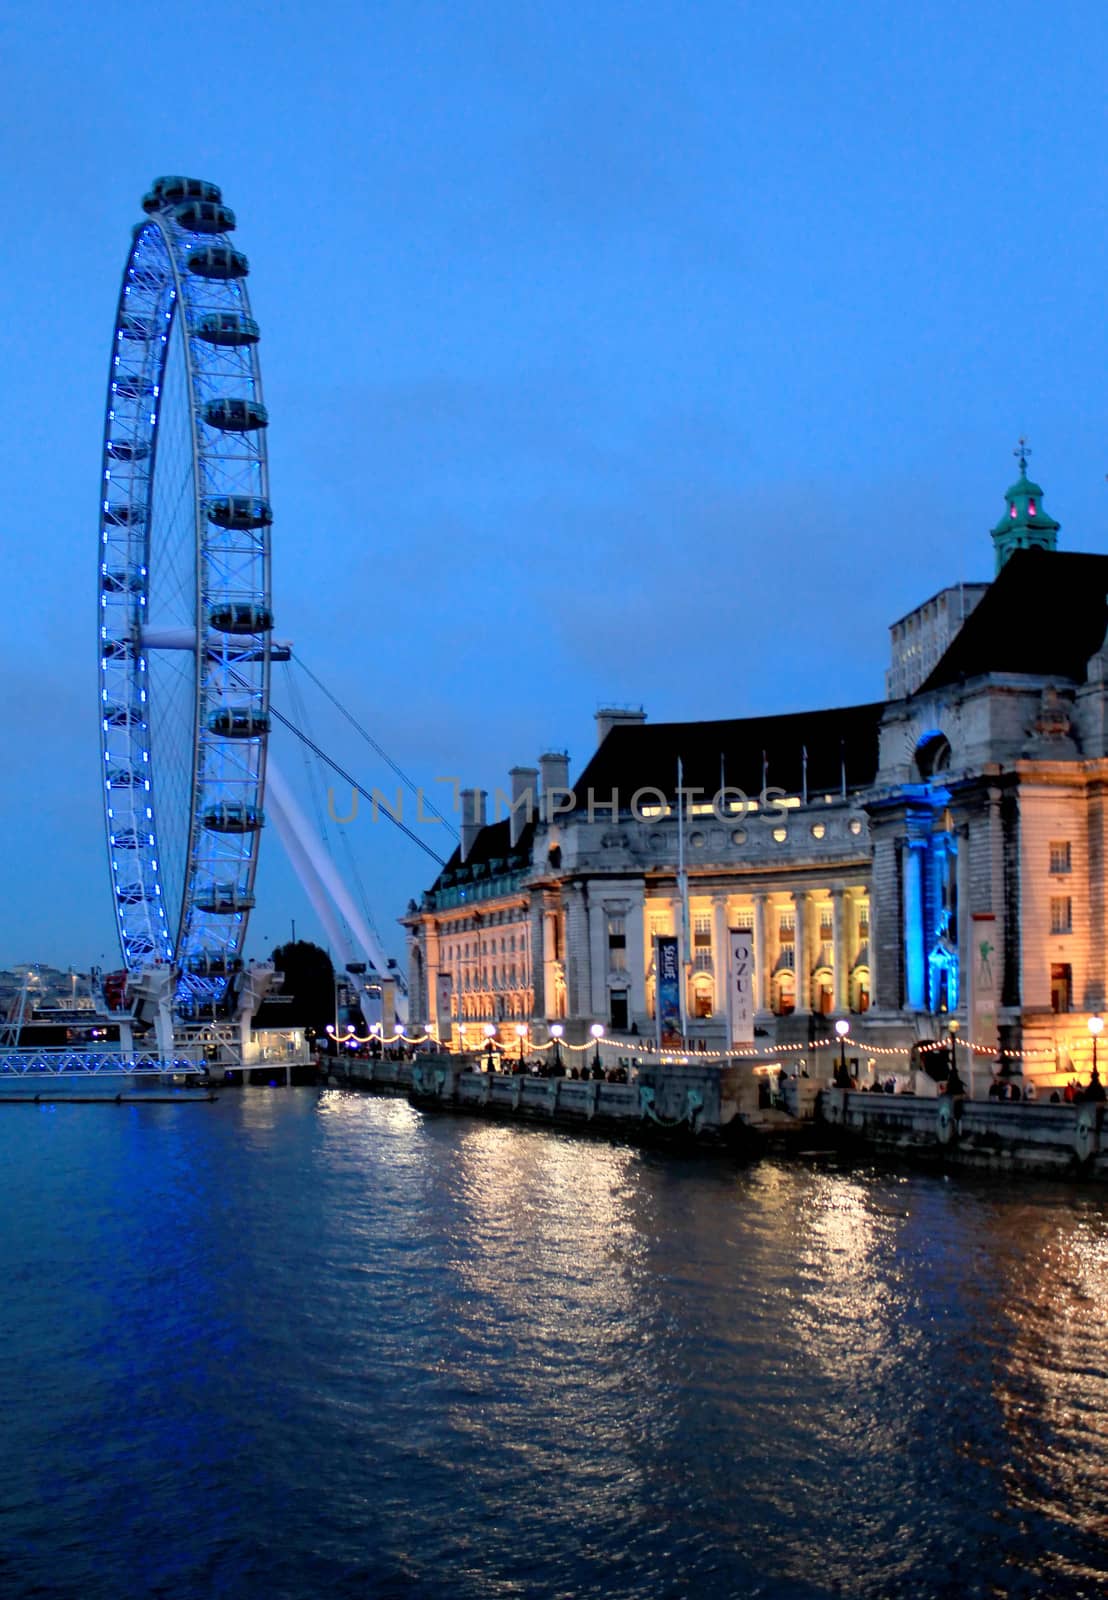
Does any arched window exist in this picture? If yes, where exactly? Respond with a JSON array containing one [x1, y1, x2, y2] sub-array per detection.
[[915, 731, 951, 780]]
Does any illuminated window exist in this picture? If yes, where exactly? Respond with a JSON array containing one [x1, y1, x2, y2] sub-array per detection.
[[773, 826, 787, 843], [849, 819, 863, 836], [1049, 840, 1071, 874], [1050, 896, 1073, 935], [811, 822, 826, 839], [731, 828, 747, 845]]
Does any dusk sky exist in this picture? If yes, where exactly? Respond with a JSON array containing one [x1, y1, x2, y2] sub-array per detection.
[[5, 0, 1108, 972]]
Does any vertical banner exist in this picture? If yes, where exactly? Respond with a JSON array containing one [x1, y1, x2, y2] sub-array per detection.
[[968, 912, 998, 1055], [435, 972, 453, 1039], [656, 934, 682, 1046], [728, 929, 755, 1045]]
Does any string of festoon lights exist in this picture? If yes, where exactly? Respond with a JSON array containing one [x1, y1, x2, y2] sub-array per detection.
[[325, 1022, 1063, 1064]]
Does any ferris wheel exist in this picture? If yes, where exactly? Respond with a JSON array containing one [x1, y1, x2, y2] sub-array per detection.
[[98, 177, 275, 1015]]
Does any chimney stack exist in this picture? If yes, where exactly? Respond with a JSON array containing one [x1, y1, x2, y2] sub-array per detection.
[[595, 706, 647, 748], [508, 766, 539, 848], [539, 750, 570, 798], [459, 788, 487, 862]]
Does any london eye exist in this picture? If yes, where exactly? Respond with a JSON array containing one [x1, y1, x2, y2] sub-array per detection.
[[98, 177, 274, 1017]]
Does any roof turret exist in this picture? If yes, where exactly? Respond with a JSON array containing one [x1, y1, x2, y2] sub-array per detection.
[[990, 439, 1059, 573]]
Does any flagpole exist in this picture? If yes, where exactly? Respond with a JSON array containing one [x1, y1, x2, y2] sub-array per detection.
[[677, 757, 689, 1040]]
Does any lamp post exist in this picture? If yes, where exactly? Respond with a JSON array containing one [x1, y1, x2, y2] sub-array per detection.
[[515, 1022, 528, 1070], [549, 1022, 564, 1073], [590, 1021, 604, 1075], [834, 1017, 850, 1088], [482, 1021, 497, 1073], [947, 1017, 963, 1096], [1089, 1014, 1103, 1081]]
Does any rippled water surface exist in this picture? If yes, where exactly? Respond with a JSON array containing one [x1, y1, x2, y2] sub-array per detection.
[[3, 1089, 1108, 1599]]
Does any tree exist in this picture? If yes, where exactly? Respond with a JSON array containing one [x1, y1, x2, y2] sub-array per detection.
[[267, 940, 335, 1036]]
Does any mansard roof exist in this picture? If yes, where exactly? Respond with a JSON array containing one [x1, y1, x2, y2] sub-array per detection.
[[429, 817, 535, 894], [916, 548, 1108, 694], [573, 701, 884, 806]]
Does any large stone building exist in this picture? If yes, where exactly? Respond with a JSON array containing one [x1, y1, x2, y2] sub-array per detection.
[[403, 456, 1108, 1078]]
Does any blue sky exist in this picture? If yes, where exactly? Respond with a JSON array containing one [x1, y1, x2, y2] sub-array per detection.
[[4, 0, 1108, 970]]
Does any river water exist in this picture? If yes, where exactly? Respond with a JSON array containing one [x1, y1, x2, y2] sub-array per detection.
[[2, 1089, 1107, 1599]]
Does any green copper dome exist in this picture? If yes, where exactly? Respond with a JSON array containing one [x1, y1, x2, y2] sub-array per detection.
[[991, 445, 1059, 573]]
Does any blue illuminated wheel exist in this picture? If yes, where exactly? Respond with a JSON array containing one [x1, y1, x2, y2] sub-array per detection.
[[98, 177, 272, 1015]]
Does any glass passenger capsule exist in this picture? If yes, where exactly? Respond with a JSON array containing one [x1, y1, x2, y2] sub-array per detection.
[[195, 311, 260, 347], [194, 886, 256, 915], [172, 199, 236, 234], [201, 803, 263, 833], [109, 829, 144, 849], [206, 496, 273, 530], [116, 883, 154, 905], [187, 245, 248, 280], [106, 440, 151, 461], [106, 768, 143, 789], [112, 375, 156, 400], [208, 602, 274, 634], [202, 397, 268, 432], [103, 504, 146, 527], [143, 176, 223, 212], [119, 314, 157, 340], [101, 570, 144, 594], [208, 707, 271, 739]]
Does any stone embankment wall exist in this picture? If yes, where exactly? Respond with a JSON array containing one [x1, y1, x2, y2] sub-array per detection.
[[821, 1087, 1108, 1177]]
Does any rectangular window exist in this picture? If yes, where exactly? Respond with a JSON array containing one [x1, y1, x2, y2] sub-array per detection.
[[1050, 841, 1072, 874], [693, 950, 713, 973], [778, 912, 795, 941], [693, 913, 712, 948], [1051, 963, 1072, 1014], [1050, 896, 1073, 935], [608, 915, 627, 971]]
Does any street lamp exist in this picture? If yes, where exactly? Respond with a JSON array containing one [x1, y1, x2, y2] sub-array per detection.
[[549, 1022, 564, 1072], [482, 1021, 497, 1073], [590, 1021, 604, 1074], [1089, 1014, 1103, 1080], [515, 1022, 529, 1068], [834, 1017, 850, 1087], [946, 1018, 964, 1096]]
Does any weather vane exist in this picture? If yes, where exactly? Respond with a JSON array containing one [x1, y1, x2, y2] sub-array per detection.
[[1014, 436, 1031, 473]]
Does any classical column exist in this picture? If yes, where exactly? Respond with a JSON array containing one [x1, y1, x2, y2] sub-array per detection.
[[955, 830, 968, 1014], [904, 843, 926, 1011], [528, 892, 545, 1021], [792, 890, 810, 1015], [587, 888, 608, 1026], [832, 887, 847, 1011], [626, 883, 647, 1025], [423, 923, 440, 1031], [753, 893, 769, 1016], [542, 901, 561, 1020], [712, 893, 729, 1017], [564, 882, 591, 1024]]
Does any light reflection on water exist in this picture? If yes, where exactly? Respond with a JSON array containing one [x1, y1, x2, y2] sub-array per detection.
[[2, 1090, 1108, 1598]]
